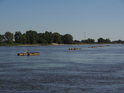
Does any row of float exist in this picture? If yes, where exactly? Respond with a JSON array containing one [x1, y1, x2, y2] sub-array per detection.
[[68, 48, 81, 50], [17, 52, 40, 56], [17, 45, 110, 56], [68, 45, 110, 50], [88, 45, 110, 48]]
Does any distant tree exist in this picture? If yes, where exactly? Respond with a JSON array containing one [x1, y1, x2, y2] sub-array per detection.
[[20, 33, 27, 44], [81, 38, 95, 43], [42, 31, 53, 43], [87, 38, 95, 43], [97, 38, 111, 43], [74, 40, 81, 44], [97, 38, 105, 43], [62, 34, 73, 44], [0, 34, 4, 43], [14, 31, 22, 43], [4, 32, 13, 43], [105, 38, 111, 43], [53, 32, 62, 44], [37, 33, 47, 44], [26, 30, 38, 44], [112, 40, 124, 43], [81, 40, 84, 43]]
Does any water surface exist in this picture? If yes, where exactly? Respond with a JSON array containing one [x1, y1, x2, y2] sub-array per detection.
[[0, 44, 124, 93]]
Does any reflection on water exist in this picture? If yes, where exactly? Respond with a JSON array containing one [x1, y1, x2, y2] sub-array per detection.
[[0, 44, 124, 93]]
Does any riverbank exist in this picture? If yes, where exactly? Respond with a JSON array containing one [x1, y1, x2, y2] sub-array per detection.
[[0, 43, 113, 46], [17, 43, 65, 46], [0, 43, 65, 46]]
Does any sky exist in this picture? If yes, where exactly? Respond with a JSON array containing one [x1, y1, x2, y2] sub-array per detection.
[[0, 0, 124, 41]]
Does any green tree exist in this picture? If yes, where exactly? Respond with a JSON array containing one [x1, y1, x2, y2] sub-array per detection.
[[4, 32, 13, 43], [53, 32, 62, 44], [42, 31, 53, 44], [62, 34, 73, 44], [97, 38, 105, 43], [21, 33, 27, 44], [0, 34, 4, 43], [74, 40, 81, 44], [97, 38, 111, 43], [112, 40, 123, 43], [37, 33, 47, 44], [81, 38, 95, 43], [26, 30, 38, 44], [14, 31, 22, 43], [105, 38, 111, 43]]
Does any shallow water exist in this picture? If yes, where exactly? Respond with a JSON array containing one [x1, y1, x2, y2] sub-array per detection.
[[0, 44, 124, 93]]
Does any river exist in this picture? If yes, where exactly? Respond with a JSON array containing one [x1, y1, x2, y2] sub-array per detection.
[[0, 44, 124, 93]]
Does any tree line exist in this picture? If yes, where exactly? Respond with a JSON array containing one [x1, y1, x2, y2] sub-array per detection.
[[0, 30, 119, 45], [0, 30, 73, 45]]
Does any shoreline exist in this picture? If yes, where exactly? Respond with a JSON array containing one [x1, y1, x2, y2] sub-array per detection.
[[0, 43, 113, 47], [17, 43, 65, 46]]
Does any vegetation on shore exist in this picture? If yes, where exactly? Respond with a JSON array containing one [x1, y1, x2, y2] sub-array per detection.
[[0, 30, 122, 46]]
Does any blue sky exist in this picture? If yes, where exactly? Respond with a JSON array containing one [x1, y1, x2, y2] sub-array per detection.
[[0, 0, 124, 41]]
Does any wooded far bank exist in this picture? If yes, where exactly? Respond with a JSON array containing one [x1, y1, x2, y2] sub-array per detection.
[[0, 30, 123, 45]]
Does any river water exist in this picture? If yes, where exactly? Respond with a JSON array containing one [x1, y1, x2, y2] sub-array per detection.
[[0, 44, 124, 93]]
